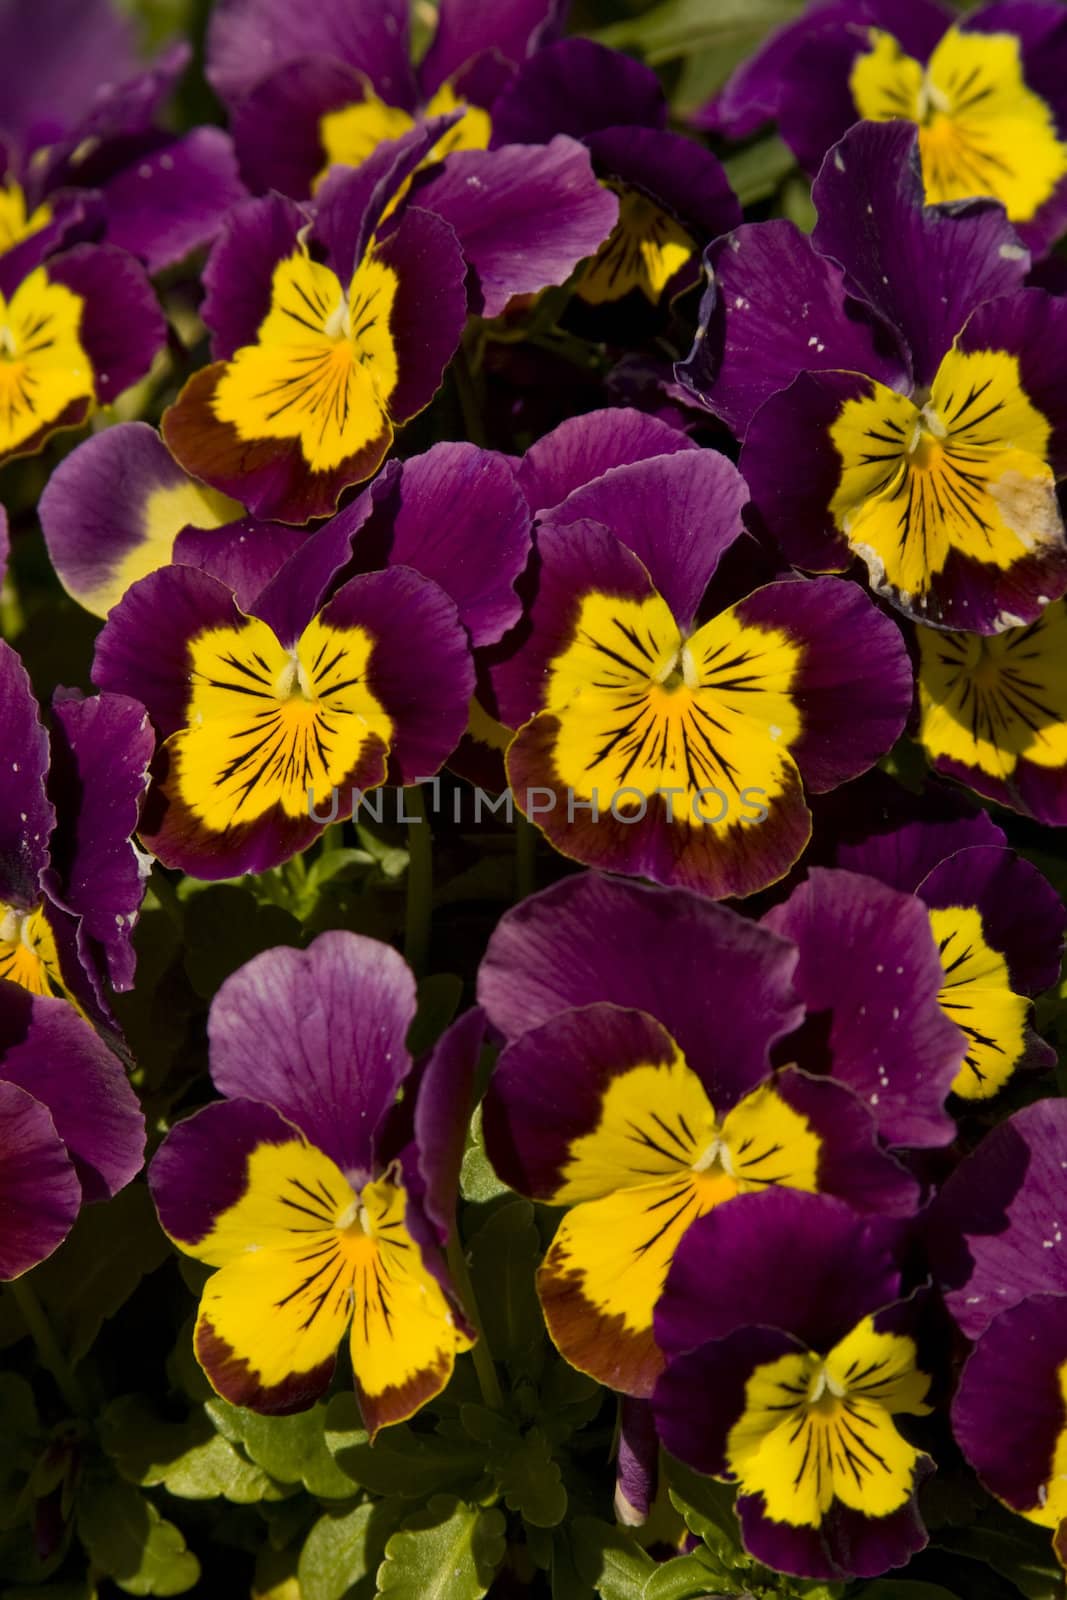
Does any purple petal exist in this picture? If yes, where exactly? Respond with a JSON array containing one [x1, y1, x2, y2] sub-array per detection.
[[0, 639, 54, 909], [653, 1324, 802, 1475], [952, 1291, 1067, 1514], [92, 564, 246, 737], [148, 1095, 306, 1247], [314, 565, 475, 784], [0, 190, 104, 300], [490, 38, 666, 145], [677, 220, 909, 439], [932, 1099, 1067, 1338], [100, 129, 248, 275], [172, 520, 311, 613], [735, 1482, 929, 1584], [812, 121, 1031, 387], [655, 1188, 903, 1356], [372, 204, 468, 423], [42, 690, 153, 995], [516, 406, 696, 515], [775, 1068, 921, 1217], [0, 505, 7, 588], [615, 1397, 658, 1526], [0, 0, 138, 152], [0, 984, 144, 1202], [732, 577, 912, 793], [830, 790, 1006, 892], [540, 449, 748, 631], [414, 136, 618, 318], [347, 444, 531, 646], [585, 124, 741, 247], [38, 422, 241, 620], [959, 289, 1067, 473], [200, 192, 305, 362], [230, 58, 365, 199], [918, 845, 1066, 996], [47, 243, 166, 403], [206, 0, 416, 109], [478, 870, 803, 1098], [30, 42, 190, 186], [208, 930, 417, 1177], [764, 867, 966, 1147], [0, 1078, 80, 1280], [420, 0, 567, 98], [414, 1007, 485, 1245]]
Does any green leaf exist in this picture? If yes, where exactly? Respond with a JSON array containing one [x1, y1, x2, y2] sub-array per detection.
[[468, 1197, 544, 1368], [101, 1397, 285, 1503], [205, 1400, 358, 1499], [666, 1458, 743, 1564], [459, 1106, 510, 1203], [298, 1502, 403, 1600], [569, 1517, 657, 1600], [323, 1399, 485, 1499], [642, 1549, 737, 1600], [722, 136, 797, 207], [495, 1427, 568, 1529], [932, 1516, 1065, 1600], [374, 1496, 506, 1600], [77, 1469, 200, 1596], [0, 1185, 170, 1360], [593, 0, 804, 65]]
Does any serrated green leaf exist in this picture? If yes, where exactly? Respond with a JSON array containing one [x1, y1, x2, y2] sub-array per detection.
[[496, 1427, 567, 1529], [932, 1517, 1064, 1600], [666, 1458, 742, 1564], [468, 1197, 544, 1368], [102, 1396, 284, 1503], [569, 1517, 657, 1600], [323, 1399, 485, 1499], [77, 1470, 200, 1596], [298, 1502, 402, 1600], [205, 1400, 357, 1499], [459, 1106, 510, 1203], [374, 1496, 506, 1600]]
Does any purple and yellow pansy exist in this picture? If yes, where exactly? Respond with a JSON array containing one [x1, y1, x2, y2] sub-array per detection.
[[681, 119, 1067, 635], [149, 931, 481, 1430], [209, 0, 565, 197], [0, 238, 165, 467], [705, 0, 1067, 254], [91, 537, 474, 878], [0, 637, 153, 1018], [835, 812, 1065, 1099], [0, 0, 246, 275], [487, 425, 911, 898], [479, 872, 923, 1398], [653, 1190, 934, 1581]]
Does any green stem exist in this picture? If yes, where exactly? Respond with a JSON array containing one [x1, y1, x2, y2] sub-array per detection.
[[319, 821, 345, 857], [514, 813, 537, 902], [452, 340, 488, 448], [403, 785, 432, 977], [10, 1277, 87, 1416], [446, 1230, 504, 1411]]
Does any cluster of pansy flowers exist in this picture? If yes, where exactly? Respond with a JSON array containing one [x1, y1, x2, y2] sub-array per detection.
[[5, 0, 1067, 1587]]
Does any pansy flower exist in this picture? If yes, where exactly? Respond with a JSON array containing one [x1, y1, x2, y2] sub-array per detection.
[[833, 815, 1064, 1099], [149, 931, 481, 1429], [936, 1103, 1067, 1558], [486, 437, 911, 898], [0, 236, 165, 467], [703, 0, 1067, 254], [160, 146, 469, 523], [0, 638, 153, 1021], [209, 0, 566, 197], [489, 38, 741, 307], [0, 0, 246, 276], [764, 867, 969, 1148], [653, 1189, 933, 1581], [91, 515, 475, 877], [680, 119, 1067, 634], [0, 977, 145, 1280], [915, 599, 1067, 822], [479, 872, 921, 1397]]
